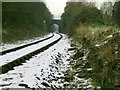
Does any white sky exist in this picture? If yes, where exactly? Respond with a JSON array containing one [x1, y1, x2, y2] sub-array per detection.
[[45, 0, 68, 19]]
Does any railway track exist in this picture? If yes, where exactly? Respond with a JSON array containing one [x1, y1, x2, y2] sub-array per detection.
[[0, 33, 62, 74], [0, 34, 54, 55]]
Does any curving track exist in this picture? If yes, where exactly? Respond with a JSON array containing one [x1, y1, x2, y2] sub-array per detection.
[[0, 34, 54, 55], [0, 33, 62, 74]]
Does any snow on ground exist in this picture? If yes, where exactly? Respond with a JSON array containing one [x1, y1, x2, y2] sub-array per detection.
[[0, 33, 53, 52], [0, 34, 72, 89], [0, 34, 60, 67]]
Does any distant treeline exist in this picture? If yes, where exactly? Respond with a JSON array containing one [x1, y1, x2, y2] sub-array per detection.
[[2, 2, 52, 43], [60, 1, 120, 35]]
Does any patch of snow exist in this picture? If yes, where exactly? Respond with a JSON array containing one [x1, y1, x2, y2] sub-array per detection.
[[104, 41, 108, 44], [87, 68, 92, 71], [0, 34, 72, 88], [96, 86, 101, 89], [106, 35, 112, 38], [95, 44, 100, 47]]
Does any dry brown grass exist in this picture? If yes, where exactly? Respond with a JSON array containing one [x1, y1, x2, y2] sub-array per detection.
[[72, 24, 120, 87]]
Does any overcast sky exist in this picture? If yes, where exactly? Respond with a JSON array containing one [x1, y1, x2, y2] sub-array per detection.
[[45, 0, 67, 19]]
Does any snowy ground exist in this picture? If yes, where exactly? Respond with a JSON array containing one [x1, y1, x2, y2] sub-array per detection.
[[0, 34, 60, 67], [0, 33, 53, 52], [0, 34, 72, 89]]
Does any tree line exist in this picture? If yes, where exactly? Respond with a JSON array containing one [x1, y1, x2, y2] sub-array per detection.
[[60, 1, 120, 35], [2, 2, 52, 43]]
